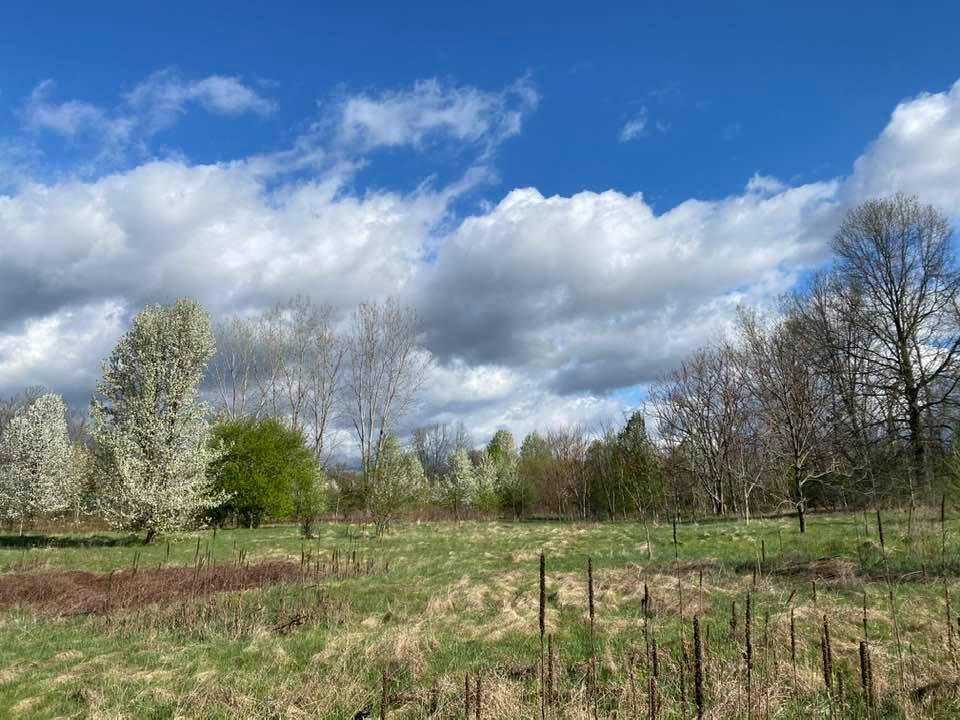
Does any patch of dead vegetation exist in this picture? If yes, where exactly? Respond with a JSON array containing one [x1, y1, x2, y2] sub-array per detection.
[[0, 561, 304, 616], [775, 557, 858, 583]]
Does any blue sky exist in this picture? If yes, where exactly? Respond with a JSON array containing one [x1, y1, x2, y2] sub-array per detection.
[[1, 2, 959, 444], [5, 2, 957, 204]]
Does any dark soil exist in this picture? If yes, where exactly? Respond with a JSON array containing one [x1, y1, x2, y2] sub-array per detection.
[[0, 561, 303, 616]]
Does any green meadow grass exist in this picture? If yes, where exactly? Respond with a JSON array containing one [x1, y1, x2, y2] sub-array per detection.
[[0, 511, 958, 718]]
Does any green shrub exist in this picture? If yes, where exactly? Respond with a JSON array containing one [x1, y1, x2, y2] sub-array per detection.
[[208, 418, 315, 528]]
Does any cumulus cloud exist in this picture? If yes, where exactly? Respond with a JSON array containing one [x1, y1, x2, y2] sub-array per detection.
[[0, 160, 447, 327], [414, 180, 838, 394], [4, 75, 960, 448]]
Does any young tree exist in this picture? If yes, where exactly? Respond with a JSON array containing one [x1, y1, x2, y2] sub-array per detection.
[[368, 435, 426, 535], [0, 393, 72, 534], [207, 418, 315, 528], [519, 431, 551, 509], [92, 299, 223, 543], [438, 447, 474, 521], [488, 429, 534, 517], [616, 411, 663, 517], [472, 451, 502, 515], [343, 299, 430, 507], [291, 468, 327, 537], [737, 308, 832, 532]]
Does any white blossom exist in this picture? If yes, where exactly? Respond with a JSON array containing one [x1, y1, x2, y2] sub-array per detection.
[[438, 447, 474, 520], [92, 298, 224, 541], [368, 435, 426, 534], [0, 393, 72, 533]]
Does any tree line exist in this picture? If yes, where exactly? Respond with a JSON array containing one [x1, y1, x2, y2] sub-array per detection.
[[652, 194, 960, 530], [0, 194, 956, 539]]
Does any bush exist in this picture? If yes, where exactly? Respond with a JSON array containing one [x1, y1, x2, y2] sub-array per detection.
[[291, 469, 327, 537], [208, 418, 316, 528]]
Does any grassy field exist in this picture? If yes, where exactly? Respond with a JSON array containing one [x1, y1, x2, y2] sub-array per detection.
[[1, 511, 958, 718]]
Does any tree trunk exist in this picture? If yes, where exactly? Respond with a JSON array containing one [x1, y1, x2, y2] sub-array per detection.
[[794, 465, 806, 534], [144, 528, 157, 545], [907, 397, 924, 505]]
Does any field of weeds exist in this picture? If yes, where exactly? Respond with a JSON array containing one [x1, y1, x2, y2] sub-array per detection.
[[1, 510, 959, 718]]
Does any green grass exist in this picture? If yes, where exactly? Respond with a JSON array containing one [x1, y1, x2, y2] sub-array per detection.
[[1, 511, 959, 718]]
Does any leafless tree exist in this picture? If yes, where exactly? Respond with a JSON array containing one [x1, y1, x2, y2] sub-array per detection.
[[342, 299, 431, 498], [650, 342, 755, 518], [830, 194, 960, 499], [413, 422, 454, 480], [210, 297, 345, 466], [210, 316, 261, 420], [791, 273, 885, 498], [737, 307, 832, 532]]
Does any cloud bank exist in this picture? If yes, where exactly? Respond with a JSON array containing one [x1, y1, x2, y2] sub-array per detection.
[[3, 74, 960, 446]]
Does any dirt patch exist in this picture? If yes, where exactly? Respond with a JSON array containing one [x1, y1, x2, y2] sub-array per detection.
[[0, 561, 304, 616]]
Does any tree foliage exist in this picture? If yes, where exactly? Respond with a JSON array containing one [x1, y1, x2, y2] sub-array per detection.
[[368, 435, 426, 534], [208, 418, 316, 528], [0, 393, 73, 533], [92, 299, 223, 542]]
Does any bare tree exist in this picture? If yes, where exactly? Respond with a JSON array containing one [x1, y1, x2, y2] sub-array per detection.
[[791, 273, 885, 499], [650, 343, 752, 517], [210, 316, 261, 420], [342, 299, 430, 504], [831, 195, 960, 498], [210, 297, 344, 466], [413, 422, 454, 481], [737, 307, 832, 532]]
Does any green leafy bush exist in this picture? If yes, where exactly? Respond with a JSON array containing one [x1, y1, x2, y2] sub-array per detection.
[[208, 418, 316, 528]]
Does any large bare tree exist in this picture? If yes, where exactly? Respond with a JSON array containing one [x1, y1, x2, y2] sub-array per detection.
[[831, 194, 960, 498]]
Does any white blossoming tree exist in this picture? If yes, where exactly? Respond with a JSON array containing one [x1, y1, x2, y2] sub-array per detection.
[[0, 393, 72, 534], [472, 451, 501, 515], [438, 447, 474, 522], [92, 299, 223, 543], [368, 434, 426, 535]]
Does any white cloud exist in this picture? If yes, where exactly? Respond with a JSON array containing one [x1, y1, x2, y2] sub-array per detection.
[[619, 109, 648, 142], [17, 71, 274, 169], [125, 70, 275, 132], [337, 76, 538, 155], [20, 80, 133, 145], [5, 76, 960, 448], [0, 301, 126, 403]]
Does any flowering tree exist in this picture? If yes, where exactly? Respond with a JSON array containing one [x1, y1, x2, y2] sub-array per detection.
[[472, 452, 501, 515], [438, 447, 474, 521], [368, 435, 426, 535], [92, 299, 223, 543], [0, 393, 71, 534]]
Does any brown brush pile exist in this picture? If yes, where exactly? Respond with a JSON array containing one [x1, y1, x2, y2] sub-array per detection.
[[0, 561, 303, 616]]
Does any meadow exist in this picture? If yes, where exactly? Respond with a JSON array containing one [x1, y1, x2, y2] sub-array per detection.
[[0, 510, 958, 719]]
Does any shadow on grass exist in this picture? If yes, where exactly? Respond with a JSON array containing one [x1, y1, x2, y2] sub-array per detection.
[[0, 534, 143, 549]]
